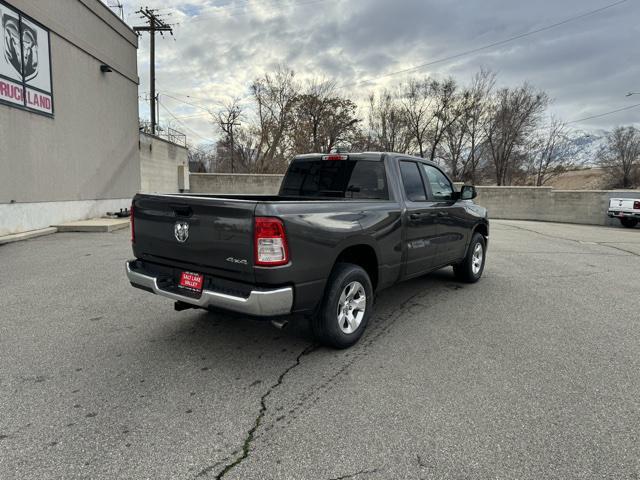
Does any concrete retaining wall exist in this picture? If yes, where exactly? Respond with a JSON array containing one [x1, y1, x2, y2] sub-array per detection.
[[474, 187, 640, 226], [189, 173, 283, 195], [139, 133, 189, 194], [187, 173, 640, 227]]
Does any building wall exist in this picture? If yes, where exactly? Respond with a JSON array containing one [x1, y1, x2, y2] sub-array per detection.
[[187, 173, 640, 227], [139, 133, 189, 194], [0, 0, 139, 230]]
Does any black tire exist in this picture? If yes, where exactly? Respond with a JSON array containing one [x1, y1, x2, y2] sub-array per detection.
[[453, 232, 486, 283], [620, 217, 638, 228], [312, 263, 374, 349]]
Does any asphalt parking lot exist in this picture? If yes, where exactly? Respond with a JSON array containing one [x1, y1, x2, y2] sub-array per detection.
[[1, 220, 639, 480]]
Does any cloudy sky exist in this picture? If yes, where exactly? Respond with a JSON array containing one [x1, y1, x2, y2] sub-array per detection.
[[117, 0, 640, 146]]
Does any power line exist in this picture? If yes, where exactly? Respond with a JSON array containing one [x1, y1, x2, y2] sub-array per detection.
[[340, 0, 628, 89], [159, 102, 216, 143], [160, 92, 215, 112], [173, 111, 213, 120], [568, 102, 640, 124], [158, 90, 223, 104], [164, 89, 255, 107]]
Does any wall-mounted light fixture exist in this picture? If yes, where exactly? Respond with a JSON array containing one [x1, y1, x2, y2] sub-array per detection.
[[100, 64, 113, 73]]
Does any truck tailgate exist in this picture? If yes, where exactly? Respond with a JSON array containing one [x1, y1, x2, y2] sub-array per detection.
[[132, 194, 257, 283], [609, 198, 635, 211]]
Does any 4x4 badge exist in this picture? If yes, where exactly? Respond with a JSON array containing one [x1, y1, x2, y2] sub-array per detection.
[[174, 221, 189, 243]]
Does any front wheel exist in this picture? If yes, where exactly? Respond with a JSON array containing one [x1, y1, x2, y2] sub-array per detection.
[[312, 263, 373, 349], [453, 232, 486, 283], [620, 217, 638, 228]]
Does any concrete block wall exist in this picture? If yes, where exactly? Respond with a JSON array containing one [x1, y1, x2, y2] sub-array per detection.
[[187, 173, 640, 227], [189, 173, 284, 195], [139, 133, 189, 194], [474, 187, 640, 226]]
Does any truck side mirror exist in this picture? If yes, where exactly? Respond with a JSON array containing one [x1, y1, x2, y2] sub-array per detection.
[[460, 185, 477, 200]]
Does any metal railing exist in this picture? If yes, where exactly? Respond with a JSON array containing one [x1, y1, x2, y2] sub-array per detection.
[[139, 122, 187, 147]]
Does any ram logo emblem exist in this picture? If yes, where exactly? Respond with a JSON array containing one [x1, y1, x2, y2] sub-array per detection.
[[174, 221, 189, 243]]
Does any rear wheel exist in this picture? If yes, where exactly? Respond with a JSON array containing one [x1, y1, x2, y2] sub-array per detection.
[[312, 263, 373, 349], [620, 217, 638, 228], [453, 232, 486, 283]]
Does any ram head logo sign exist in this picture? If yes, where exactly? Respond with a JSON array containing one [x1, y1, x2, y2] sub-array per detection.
[[2, 13, 38, 81], [174, 221, 189, 243]]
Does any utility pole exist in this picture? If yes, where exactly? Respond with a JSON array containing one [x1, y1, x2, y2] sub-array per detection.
[[133, 8, 173, 135]]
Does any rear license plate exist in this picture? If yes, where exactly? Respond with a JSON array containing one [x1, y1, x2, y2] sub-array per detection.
[[179, 271, 204, 291]]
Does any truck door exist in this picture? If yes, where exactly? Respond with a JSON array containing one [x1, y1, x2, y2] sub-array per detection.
[[420, 164, 468, 263], [398, 160, 439, 277]]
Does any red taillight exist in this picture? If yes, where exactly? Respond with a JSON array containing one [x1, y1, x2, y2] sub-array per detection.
[[322, 154, 348, 161], [130, 205, 135, 243], [254, 217, 289, 266], [634, 201, 640, 210]]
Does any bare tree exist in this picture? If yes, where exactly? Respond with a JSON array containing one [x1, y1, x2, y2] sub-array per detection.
[[214, 99, 243, 172], [426, 78, 464, 164], [195, 65, 562, 179], [460, 69, 495, 183], [440, 90, 473, 180], [598, 126, 640, 188], [484, 84, 549, 185], [528, 118, 576, 186], [292, 79, 359, 153], [400, 78, 433, 157], [187, 145, 214, 172], [251, 66, 299, 173], [366, 90, 411, 152]]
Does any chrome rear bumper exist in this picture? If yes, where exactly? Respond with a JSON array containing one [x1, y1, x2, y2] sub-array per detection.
[[125, 261, 293, 316]]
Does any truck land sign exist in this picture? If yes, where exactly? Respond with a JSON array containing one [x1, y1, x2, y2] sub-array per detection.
[[0, 1, 53, 116]]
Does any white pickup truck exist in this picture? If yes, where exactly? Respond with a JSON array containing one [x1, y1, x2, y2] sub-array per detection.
[[608, 198, 640, 228]]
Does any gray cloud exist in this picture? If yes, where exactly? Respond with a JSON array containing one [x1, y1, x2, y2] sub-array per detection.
[[125, 0, 640, 145]]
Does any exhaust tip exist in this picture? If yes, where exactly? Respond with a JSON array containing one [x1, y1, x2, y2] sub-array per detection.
[[174, 301, 195, 312], [270, 318, 289, 330]]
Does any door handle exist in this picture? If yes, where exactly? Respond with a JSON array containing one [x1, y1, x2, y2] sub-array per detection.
[[437, 211, 448, 217], [409, 213, 422, 220]]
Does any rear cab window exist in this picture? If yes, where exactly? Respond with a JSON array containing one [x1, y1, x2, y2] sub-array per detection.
[[399, 161, 427, 202], [280, 157, 388, 199]]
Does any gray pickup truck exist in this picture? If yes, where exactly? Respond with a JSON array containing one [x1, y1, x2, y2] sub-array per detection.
[[126, 152, 489, 348]]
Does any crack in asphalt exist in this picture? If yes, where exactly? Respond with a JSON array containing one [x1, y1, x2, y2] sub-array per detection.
[[195, 461, 227, 478], [254, 288, 438, 441], [200, 278, 465, 478], [328, 467, 380, 480], [205, 343, 318, 479], [596, 243, 640, 257]]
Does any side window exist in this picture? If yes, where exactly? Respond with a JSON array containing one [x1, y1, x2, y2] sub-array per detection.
[[399, 161, 427, 202], [422, 165, 453, 201], [347, 161, 389, 200]]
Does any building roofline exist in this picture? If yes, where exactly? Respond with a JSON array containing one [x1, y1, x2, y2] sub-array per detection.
[[79, 0, 138, 47]]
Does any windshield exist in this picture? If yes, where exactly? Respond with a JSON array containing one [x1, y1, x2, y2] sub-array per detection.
[[280, 159, 388, 199]]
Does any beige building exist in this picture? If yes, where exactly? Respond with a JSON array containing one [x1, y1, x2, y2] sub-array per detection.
[[0, 0, 190, 236], [0, 0, 141, 235]]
